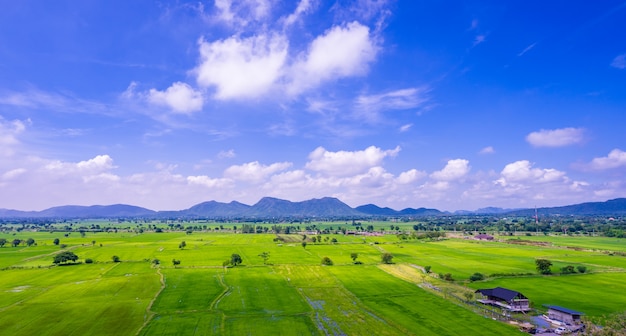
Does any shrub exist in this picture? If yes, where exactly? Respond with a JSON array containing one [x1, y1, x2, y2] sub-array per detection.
[[469, 272, 485, 282], [111, 255, 120, 263], [577, 265, 587, 273], [381, 253, 394, 264], [84, 258, 93, 264], [321, 256, 333, 266], [442, 273, 454, 281], [561, 265, 576, 274], [424, 265, 432, 273]]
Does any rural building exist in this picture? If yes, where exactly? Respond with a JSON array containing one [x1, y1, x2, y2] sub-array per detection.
[[544, 305, 584, 325], [475, 234, 494, 240], [475, 287, 531, 312]]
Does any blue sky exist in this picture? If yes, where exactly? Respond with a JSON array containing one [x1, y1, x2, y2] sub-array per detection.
[[1, 0, 626, 211]]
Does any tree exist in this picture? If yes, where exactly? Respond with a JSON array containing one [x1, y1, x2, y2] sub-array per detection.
[[152, 259, 160, 266], [350, 253, 358, 262], [53, 238, 60, 246], [301, 241, 307, 249], [26, 238, 35, 247], [424, 265, 432, 274], [321, 256, 333, 265], [172, 259, 181, 266], [561, 265, 576, 274], [85, 258, 94, 264], [258, 252, 270, 265], [381, 253, 394, 264], [469, 272, 485, 282], [577, 265, 587, 273], [230, 253, 242, 266], [111, 255, 120, 262], [0, 238, 6, 247], [12, 239, 21, 247], [53, 251, 79, 265], [179, 241, 186, 249], [463, 292, 474, 302], [535, 259, 553, 275]]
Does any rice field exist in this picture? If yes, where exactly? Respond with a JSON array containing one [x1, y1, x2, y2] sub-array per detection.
[[0, 228, 624, 335]]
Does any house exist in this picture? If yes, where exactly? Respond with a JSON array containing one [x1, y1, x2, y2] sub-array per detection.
[[544, 305, 584, 325], [475, 287, 531, 312]]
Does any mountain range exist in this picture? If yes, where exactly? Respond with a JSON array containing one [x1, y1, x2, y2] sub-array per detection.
[[1, 197, 625, 219]]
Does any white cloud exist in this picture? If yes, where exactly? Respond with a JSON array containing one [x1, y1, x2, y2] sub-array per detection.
[[2, 168, 26, 180], [305, 145, 400, 176], [218, 149, 236, 159], [195, 34, 288, 100], [473, 34, 486, 46], [430, 159, 470, 181], [495, 160, 566, 186], [397, 169, 426, 184], [288, 21, 378, 95], [399, 124, 412, 132], [283, 0, 314, 28], [526, 127, 585, 147], [0, 117, 28, 156], [611, 54, 626, 69], [187, 175, 232, 188], [224, 161, 292, 182], [479, 146, 495, 154], [517, 42, 536, 57], [148, 82, 204, 114], [588, 149, 626, 170], [214, 0, 271, 27], [354, 87, 429, 122]]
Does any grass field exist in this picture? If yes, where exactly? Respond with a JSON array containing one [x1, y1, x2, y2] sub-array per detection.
[[0, 228, 624, 335]]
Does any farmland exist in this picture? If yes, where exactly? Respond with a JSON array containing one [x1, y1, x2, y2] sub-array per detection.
[[0, 224, 625, 335]]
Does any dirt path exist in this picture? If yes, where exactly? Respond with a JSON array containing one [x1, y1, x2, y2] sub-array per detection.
[[135, 267, 165, 336]]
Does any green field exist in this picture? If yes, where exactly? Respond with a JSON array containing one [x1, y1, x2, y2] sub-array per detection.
[[0, 229, 625, 335]]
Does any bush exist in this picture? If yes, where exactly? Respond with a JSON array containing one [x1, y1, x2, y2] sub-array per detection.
[[561, 265, 576, 274], [469, 272, 485, 282], [424, 265, 431, 273], [442, 273, 454, 281], [111, 255, 120, 263], [84, 258, 93, 264], [381, 253, 394, 264], [321, 256, 333, 266], [577, 265, 587, 273]]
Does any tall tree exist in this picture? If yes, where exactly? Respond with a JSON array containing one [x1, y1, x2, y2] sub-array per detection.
[[535, 259, 553, 275], [230, 253, 242, 266], [381, 253, 394, 264]]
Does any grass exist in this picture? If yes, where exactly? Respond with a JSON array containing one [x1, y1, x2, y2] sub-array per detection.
[[0, 229, 624, 334]]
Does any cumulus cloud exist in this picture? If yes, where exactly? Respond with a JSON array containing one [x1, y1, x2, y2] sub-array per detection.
[[611, 54, 626, 69], [288, 21, 378, 94], [148, 82, 204, 114], [526, 127, 585, 147], [397, 169, 426, 184], [495, 160, 566, 187], [587, 149, 626, 170], [195, 34, 288, 100], [354, 87, 429, 122], [430, 159, 470, 181], [305, 145, 400, 176], [224, 161, 292, 182], [187, 175, 232, 188]]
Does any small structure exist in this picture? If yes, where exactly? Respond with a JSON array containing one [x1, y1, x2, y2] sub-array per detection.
[[475, 233, 494, 241], [475, 287, 531, 312], [544, 305, 584, 325]]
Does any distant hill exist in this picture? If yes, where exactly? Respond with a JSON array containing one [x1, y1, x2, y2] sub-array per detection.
[[184, 200, 251, 217], [0, 197, 625, 219], [245, 197, 361, 217], [506, 198, 626, 216], [356, 204, 442, 216]]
